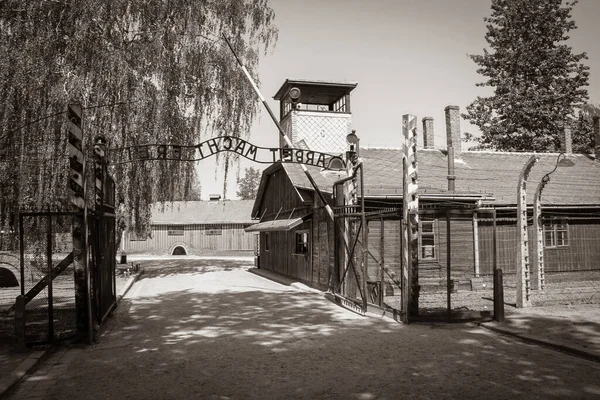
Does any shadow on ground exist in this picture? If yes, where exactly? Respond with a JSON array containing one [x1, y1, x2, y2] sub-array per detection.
[[136, 259, 254, 279], [500, 305, 600, 357], [30, 259, 598, 400], [5, 259, 600, 400]]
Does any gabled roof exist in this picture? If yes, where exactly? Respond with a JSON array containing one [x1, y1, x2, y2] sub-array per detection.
[[273, 78, 358, 104], [252, 149, 600, 211], [150, 201, 254, 225], [251, 162, 345, 218], [283, 163, 346, 194], [359, 148, 600, 206]]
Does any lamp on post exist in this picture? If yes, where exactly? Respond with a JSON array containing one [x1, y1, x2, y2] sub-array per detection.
[[289, 87, 301, 109], [346, 130, 359, 163]]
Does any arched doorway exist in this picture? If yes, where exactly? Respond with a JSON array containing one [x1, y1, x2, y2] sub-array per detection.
[[0, 266, 19, 287], [172, 246, 187, 256]]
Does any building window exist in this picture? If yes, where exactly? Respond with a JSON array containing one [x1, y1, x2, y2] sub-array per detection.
[[205, 224, 222, 236], [295, 231, 309, 254], [168, 226, 184, 236], [264, 233, 270, 252], [544, 219, 568, 247], [419, 219, 437, 261]]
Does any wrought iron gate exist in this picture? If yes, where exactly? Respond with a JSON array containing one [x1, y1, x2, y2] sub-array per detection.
[[18, 212, 78, 343], [91, 173, 117, 325], [14, 206, 116, 344], [90, 211, 116, 325]]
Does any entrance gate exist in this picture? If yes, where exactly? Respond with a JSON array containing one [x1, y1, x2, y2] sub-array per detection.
[[90, 174, 117, 325], [17, 212, 78, 343], [7, 104, 118, 345]]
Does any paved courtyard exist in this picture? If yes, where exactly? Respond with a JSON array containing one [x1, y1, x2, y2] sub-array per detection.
[[5, 259, 600, 399]]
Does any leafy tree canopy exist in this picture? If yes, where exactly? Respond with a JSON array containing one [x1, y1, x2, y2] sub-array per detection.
[[570, 103, 600, 153], [0, 0, 277, 237], [463, 0, 590, 152], [236, 166, 261, 200]]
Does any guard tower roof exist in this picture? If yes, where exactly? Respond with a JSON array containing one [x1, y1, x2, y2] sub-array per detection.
[[273, 78, 357, 104]]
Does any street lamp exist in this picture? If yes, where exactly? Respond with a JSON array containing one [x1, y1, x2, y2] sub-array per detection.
[[346, 130, 359, 165]]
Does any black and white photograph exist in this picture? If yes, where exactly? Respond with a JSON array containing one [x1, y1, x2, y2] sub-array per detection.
[[1, 1, 600, 399]]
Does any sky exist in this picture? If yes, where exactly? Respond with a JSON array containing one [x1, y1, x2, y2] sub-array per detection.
[[197, 0, 600, 200]]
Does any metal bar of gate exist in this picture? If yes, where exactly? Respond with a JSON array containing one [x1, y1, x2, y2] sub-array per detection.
[[446, 210, 451, 322], [380, 216, 384, 307], [493, 208, 497, 274], [337, 219, 364, 296], [19, 213, 25, 296], [360, 159, 367, 311], [47, 215, 54, 341]]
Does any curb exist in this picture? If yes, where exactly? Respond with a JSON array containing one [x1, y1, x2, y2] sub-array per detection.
[[247, 268, 322, 294], [117, 270, 144, 302], [479, 322, 600, 363], [0, 348, 51, 399]]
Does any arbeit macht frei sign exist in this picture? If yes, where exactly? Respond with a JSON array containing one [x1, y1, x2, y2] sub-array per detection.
[[108, 135, 344, 169]]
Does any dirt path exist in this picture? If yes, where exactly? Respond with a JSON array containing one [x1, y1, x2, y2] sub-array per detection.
[[6, 260, 600, 399]]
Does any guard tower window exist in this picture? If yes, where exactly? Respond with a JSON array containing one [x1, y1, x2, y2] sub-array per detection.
[[283, 99, 293, 116], [275, 80, 357, 121], [281, 96, 348, 118], [299, 103, 330, 111], [333, 96, 347, 112]]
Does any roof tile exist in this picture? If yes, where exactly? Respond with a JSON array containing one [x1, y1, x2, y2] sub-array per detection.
[[360, 148, 600, 206]]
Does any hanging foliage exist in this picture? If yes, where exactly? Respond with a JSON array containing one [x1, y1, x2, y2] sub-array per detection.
[[0, 0, 277, 238]]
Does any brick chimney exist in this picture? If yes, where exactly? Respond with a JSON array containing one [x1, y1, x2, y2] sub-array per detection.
[[422, 117, 434, 149], [444, 106, 460, 191], [560, 124, 573, 154], [444, 106, 461, 154]]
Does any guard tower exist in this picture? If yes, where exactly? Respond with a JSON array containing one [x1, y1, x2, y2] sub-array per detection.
[[273, 79, 357, 155]]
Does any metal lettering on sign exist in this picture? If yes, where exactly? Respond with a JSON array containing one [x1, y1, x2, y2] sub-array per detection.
[[108, 136, 345, 170]]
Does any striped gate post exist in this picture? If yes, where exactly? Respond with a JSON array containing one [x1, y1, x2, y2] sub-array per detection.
[[67, 104, 92, 341], [401, 114, 419, 319]]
